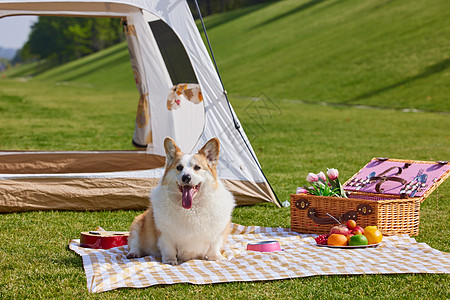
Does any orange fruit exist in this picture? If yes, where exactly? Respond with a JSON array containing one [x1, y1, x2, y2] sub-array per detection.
[[348, 234, 368, 246], [327, 234, 348, 246], [364, 229, 383, 244]]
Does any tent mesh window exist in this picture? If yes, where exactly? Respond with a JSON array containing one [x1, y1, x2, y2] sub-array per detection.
[[149, 20, 198, 85]]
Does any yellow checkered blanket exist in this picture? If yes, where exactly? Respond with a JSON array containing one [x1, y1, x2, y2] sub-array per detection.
[[69, 223, 450, 293]]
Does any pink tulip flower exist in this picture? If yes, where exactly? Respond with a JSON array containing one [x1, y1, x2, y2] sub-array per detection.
[[296, 187, 308, 194], [317, 171, 326, 182], [327, 168, 339, 180], [306, 173, 319, 182]]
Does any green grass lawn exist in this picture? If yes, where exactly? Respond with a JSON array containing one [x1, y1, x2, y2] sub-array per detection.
[[0, 78, 448, 298], [1, 0, 449, 298]]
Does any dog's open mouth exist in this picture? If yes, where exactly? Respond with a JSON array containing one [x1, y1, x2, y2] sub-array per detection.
[[177, 184, 201, 209]]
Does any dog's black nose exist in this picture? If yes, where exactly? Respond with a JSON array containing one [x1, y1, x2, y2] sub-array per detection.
[[182, 174, 191, 184]]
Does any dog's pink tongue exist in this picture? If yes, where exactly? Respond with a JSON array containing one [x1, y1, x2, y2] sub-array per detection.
[[182, 186, 193, 209]]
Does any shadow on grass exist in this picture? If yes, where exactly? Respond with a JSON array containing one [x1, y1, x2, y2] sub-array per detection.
[[345, 57, 450, 103], [52, 253, 84, 269], [36, 43, 128, 81], [199, 2, 277, 31], [250, 0, 327, 30], [60, 51, 130, 83]]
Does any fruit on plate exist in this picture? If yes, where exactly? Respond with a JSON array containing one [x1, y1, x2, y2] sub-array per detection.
[[315, 234, 330, 245], [352, 226, 364, 235], [346, 219, 357, 230], [348, 234, 368, 246], [327, 234, 348, 246], [364, 225, 377, 233], [314, 223, 382, 246], [346, 233, 354, 242], [364, 227, 383, 244], [330, 225, 350, 236]]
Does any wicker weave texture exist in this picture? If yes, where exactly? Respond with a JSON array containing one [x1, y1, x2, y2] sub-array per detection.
[[290, 194, 420, 236]]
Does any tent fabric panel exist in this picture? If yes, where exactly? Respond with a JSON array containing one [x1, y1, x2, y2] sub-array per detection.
[[127, 10, 174, 153], [0, 1, 138, 18], [0, 177, 276, 213], [0, 177, 158, 213], [0, 152, 165, 174], [163, 1, 272, 189], [223, 179, 280, 207], [0, 2, 132, 12]]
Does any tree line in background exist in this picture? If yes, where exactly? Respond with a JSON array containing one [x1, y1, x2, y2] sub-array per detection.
[[13, 0, 273, 66], [13, 17, 124, 65]]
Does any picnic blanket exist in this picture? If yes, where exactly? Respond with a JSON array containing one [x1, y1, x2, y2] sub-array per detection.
[[69, 223, 450, 293]]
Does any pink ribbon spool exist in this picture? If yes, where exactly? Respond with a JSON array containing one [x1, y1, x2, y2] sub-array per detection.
[[246, 240, 282, 252]]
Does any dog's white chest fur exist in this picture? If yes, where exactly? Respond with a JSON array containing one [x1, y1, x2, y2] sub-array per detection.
[[151, 180, 234, 262], [126, 137, 235, 265]]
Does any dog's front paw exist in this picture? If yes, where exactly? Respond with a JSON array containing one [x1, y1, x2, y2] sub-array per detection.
[[206, 253, 226, 261], [162, 257, 179, 265], [126, 252, 140, 259]]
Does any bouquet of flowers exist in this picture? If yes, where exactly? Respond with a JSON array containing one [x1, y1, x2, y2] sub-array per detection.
[[296, 168, 347, 198]]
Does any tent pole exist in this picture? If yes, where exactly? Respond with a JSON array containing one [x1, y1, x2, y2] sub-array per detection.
[[192, 0, 281, 207]]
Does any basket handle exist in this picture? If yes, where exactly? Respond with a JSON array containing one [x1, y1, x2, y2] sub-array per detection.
[[306, 204, 373, 225], [307, 208, 357, 224]]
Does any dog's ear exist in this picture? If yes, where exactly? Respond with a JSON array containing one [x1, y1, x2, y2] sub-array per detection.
[[198, 138, 220, 167], [164, 137, 181, 167]]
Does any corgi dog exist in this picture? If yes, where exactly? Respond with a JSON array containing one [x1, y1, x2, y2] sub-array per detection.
[[126, 137, 235, 265]]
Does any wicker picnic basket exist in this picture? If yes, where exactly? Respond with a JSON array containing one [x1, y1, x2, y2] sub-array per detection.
[[290, 158, 450, 236]]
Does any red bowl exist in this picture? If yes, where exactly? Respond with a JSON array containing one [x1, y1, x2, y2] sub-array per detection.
[[246, 240, 282, 252]]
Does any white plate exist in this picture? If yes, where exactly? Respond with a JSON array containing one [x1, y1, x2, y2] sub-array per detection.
[[316, 243, 381, 249]]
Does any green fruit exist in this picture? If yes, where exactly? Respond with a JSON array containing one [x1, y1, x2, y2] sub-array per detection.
[[349, 234, 368, 246]]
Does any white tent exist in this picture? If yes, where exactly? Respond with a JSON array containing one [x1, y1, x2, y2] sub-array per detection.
[[0, 0, 280, 212]]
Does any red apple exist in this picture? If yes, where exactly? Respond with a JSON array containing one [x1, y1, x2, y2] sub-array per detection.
[[352, 226, 364, 235], [346, 233, 354, 243], [346, 219, 357, 230], [330, 225, 350, 236]]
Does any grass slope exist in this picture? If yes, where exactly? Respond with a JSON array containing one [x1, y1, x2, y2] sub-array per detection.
[[35, 42, 135, 91], [204, 0, 450, 112], [4, 0, 449, 112], [0, 80, 138, 151]]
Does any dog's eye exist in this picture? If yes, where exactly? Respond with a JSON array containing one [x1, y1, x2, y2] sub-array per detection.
[[194, 165, 201, 171], [176, 165, 183, 171]]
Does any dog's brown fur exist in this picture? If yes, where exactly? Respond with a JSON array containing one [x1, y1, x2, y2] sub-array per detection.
[[126, 138, 235, 264]]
